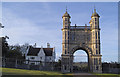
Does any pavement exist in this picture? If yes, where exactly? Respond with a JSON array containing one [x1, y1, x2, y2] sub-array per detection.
[[73, 73, 93, 75], [73, 73, 98, 77]]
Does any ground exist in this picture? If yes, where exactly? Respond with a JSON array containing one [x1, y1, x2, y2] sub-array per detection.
[[1, 68, 119, 77]]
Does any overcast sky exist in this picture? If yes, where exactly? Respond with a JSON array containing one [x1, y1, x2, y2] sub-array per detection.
[[1, 2, 118, 62]]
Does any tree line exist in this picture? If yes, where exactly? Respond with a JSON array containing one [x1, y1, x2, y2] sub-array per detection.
[[2, 37, 29, 59]]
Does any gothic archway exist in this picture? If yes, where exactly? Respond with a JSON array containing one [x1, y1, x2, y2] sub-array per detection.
[[61, 9, 102, 73], [70, 45, 92, 72], [73, 50, 88, 72]]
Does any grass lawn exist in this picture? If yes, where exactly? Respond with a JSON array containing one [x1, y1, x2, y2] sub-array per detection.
[[93, 73, 120, 77], [1, 68, 73, 77], [1, 68, 120, 77], [1, 68, 66, 75]]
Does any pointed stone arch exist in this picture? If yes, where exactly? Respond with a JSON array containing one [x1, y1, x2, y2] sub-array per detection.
[[70, 45, 92, 55], [70, 45, 93, 72]]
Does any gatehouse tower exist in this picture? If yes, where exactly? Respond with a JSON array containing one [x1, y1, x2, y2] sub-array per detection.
[[61, 8, 102, 73]]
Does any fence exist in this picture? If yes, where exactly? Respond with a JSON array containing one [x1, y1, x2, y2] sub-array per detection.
[[2, 57, 61, 71], [102, 63, 120, 74], [2, 57, 120, 73]]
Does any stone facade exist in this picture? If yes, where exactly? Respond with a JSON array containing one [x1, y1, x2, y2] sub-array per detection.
[[61, 9, 102, 73]]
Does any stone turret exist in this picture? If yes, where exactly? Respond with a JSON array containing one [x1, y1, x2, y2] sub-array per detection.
[[90, 8, 102, 73]]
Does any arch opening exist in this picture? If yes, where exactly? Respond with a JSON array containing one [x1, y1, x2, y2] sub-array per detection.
[[73, 50, 87, 62], [72, 48, 90, 73]]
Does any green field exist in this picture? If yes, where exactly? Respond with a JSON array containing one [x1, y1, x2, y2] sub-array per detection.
[[1, 68, 120, 77], [1, 68, 73, 77], [2, 68, 64, 75], [94, 73, 120, 77]]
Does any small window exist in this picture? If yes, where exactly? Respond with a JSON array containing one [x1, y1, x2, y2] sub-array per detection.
[[96, 50, 98, 54], [95, 22, 97, 25], [95, 18, 97, 21], [31, 63, 35, 65], [96, 66, 98, 70], [99, 58, 101, 64], [96, 32, 97, 39], [65, 65, 66, 70], [65, 18, 67, 21], [50, 58, 51, 60], [65, 50, 66, 54], [31, 57, 35, 59], [40, 57, 42, 59]]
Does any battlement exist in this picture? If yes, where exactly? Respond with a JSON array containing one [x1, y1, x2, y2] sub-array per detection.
[[70, 26, 90, 29]]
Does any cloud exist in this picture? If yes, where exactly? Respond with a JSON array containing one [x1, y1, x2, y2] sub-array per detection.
[[2, 2, 118, 62], [2, 7, 62, 59]]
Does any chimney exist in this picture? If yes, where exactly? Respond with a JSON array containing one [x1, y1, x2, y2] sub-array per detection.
[[33, 43, 36, 48], [47, 43, 50, 48]]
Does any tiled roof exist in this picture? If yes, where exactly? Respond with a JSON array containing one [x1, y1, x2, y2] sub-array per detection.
[[43, 48, 53, 56], [27, 46, 53, 56]]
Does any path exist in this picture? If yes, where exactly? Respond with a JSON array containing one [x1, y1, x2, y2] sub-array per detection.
[[73, 73, 97, 77]]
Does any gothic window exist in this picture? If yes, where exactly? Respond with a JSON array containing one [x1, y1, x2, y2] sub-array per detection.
[[96, 44, 98, 54], [99, 46, 100, 54], [72, 34, 74, 40], [99, 58, 101, 64], [98, 31, 100, 39], [96, 66, 98, 70], [95, 18, 97, 21], [65, 50, 66, 54], [65, 18, 67, 21], [65, 31, 66, 40], [94, 58, 98, 65], [94, 58, 96, 65], [96, 32, 97, 39], [96, 49, 98, 54], [96, 58, 98, 65], [95, 22, 97, 25], [65, 23, 67, 25], [68, 31, 69, 39], [95, 18, 97, 26], [68, 40, 69, 43]]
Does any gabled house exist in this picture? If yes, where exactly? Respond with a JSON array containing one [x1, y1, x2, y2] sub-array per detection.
[[25, 43, 55, 65]]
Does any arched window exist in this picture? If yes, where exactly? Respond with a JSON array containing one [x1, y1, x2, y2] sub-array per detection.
[[95, 18, 97, 21], [65, 18, 67, 21], [96, 32, 97, 39]]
